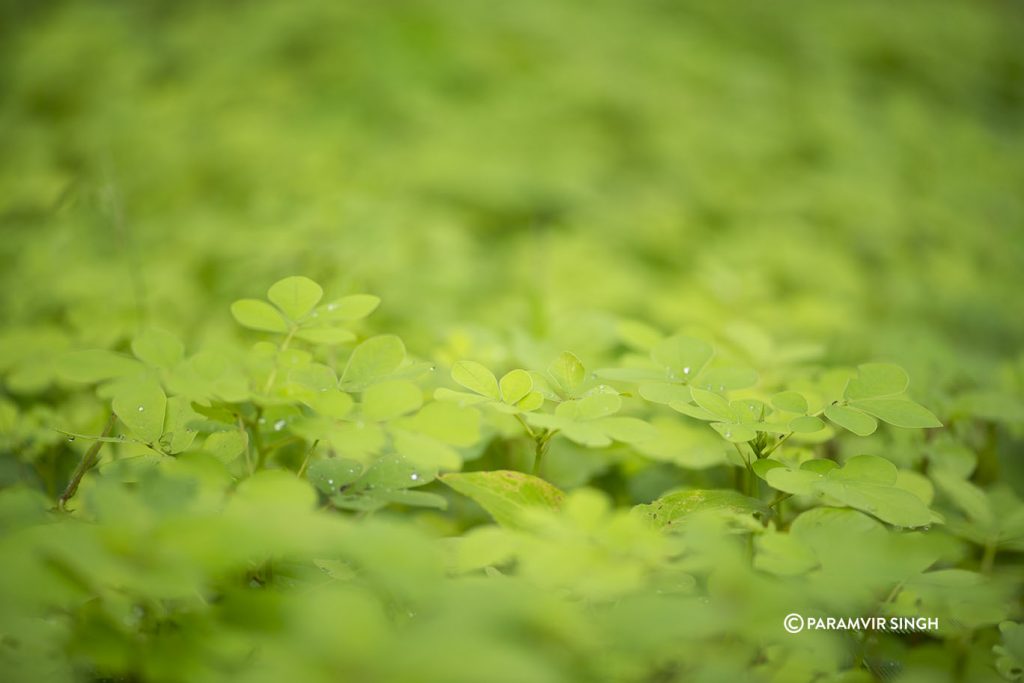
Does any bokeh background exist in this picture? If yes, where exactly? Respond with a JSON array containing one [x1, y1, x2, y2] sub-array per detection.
[[3, 0, 1023, 357]]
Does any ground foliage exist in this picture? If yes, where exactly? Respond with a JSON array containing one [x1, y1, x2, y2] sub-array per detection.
[[1, 1, 1024, 681]]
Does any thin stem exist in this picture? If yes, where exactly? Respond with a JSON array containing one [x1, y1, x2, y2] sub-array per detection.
[[514, 413, 537, 439], [238, 416, 253, 476], [733, 443, 754, 496], [262, 326, 299, 394], [981, 538, 998, 574], [762, 432, 792, 458], [59, 412, 118, 510], [532, 430, 558, 475], [297, 440, 319, 478]]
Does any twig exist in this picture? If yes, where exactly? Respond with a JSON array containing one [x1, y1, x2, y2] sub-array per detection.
[[58, 412, 118, 510]]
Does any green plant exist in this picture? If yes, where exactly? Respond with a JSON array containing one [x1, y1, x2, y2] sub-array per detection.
[[3, 1, 1024, 680], [1, 273, 1019, 682]]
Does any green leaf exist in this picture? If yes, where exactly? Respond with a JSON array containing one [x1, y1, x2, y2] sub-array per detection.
[[341, 335, 406, 388], [598, 416, 658, 443], [824, 404, 878, 436], [515, 391, 544, 412], [844, 363, 909, 400], [690, 388, 734, 421], [638, 382, 692, 405], [931, 470, 993, 526], [451, 360, 499, 399], [754, 531, 818, 576], [850, 398, 942, 428], [308, 458, 363, 495], [766, 455, 938, 527], [789, 415, 825, 433], [360, 454, 435, 491], [995, 622, 1024, 680], [111, 374, 167, 443], [772, 391, 808, 414], [292, 327, 357, 345], [204, 430, 246, 463], [231, 299, 289, 332], [392, 429, 462, 470], [131, 329, 184, 369], [650, 335, 712, 378], [633, 489, 767, 530], [594, 367, 666, 382], [499, 369, 533, 405], [233, 469, 317, 511], [433, 387, 490, 406], [162, 395, 199, 454], [394, 402, 481, 447], [313, 294, 380, 322], [56, 349, 144, 383], [441, 470, 565, 529], [361, 380, 423, 421], [267, 275, 323, 320], [371, 489, 448, 510], [696, 367, 758, 391], [577, 390, 621, 420], [710, 422, 757, 442], [548, 351, 586, 394], [302, 389, 354, 418]]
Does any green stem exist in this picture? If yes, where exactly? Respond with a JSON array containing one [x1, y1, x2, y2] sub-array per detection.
[[981, 538, 998, 574], [514, 413, 537, 439], [762, 432, 792, 458], [532, 430, 558, 475], [58, 412, 118, 510], [238, 416, 253, 476], [262, 326, 299, 394], [297, 440, 319, 478], [733, 443, 754, 496]]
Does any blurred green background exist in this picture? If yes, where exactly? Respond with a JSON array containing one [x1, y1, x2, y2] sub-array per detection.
[[2, 1, 1024, 681], [3, 0, 1023, 364]]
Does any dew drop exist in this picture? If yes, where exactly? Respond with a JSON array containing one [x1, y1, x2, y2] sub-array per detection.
[[683, 367, 691, 375], [327, 303, 337, 311], [719, 385, 725, 391], [273, 419, 286, 431], [258, 417, 266, 425], [725, 431, 732, 438], [327, 479, 335, 486], [137, 405, 145, 412], [410, 473, 419, 481], [67, 435, 75, 442], [118, 434, 126, 441]]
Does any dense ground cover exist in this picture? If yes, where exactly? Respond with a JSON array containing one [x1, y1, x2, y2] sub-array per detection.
[[1, 0, 1023, 681]]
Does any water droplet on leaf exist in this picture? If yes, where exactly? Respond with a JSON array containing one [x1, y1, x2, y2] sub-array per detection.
[[137, 405, 145, 412], [273, 419, 286, 431]]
